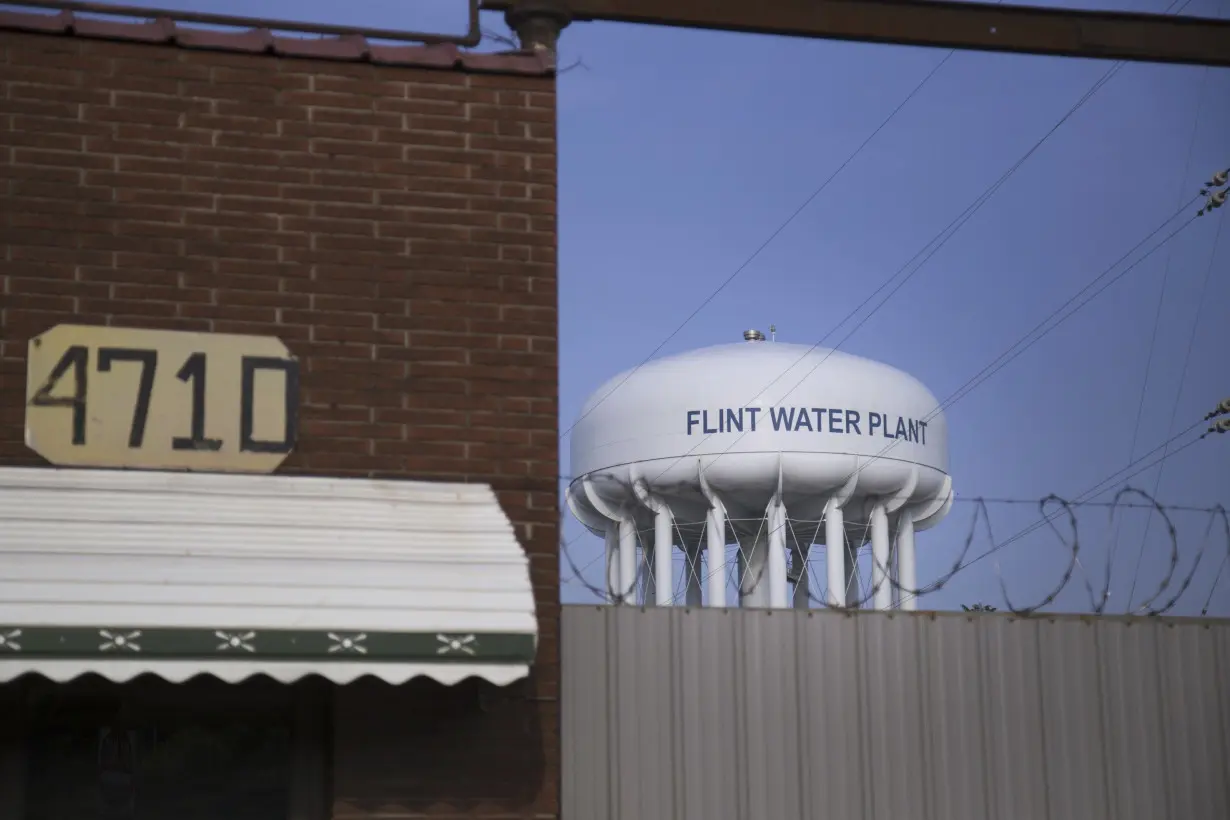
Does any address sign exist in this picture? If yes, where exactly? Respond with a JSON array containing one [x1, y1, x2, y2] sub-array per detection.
[[25, 325, 299, 474]]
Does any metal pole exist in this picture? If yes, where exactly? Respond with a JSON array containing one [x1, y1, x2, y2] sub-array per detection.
[[485, 0, 1230, 66]]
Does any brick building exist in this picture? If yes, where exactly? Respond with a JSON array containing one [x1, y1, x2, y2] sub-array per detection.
[[0, 11, 559, 819]]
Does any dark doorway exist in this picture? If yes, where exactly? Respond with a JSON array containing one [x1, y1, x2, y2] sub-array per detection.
[[21, 675, 294, 820]]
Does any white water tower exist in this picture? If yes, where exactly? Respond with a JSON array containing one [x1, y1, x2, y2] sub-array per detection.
[[567, 332, 953, 610]]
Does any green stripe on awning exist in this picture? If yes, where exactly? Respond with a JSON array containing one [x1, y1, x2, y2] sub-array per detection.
[[0, 627, 536, 664]]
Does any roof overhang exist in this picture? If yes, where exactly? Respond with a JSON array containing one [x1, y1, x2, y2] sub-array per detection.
[[0, 467, 537, 686]]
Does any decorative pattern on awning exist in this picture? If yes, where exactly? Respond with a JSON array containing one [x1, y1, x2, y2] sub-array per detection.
[[0, 467, 538, 685], [0, 627, 535, 661]]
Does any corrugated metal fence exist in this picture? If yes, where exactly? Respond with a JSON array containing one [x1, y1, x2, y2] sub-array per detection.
[[562, 606, 1230, 820]]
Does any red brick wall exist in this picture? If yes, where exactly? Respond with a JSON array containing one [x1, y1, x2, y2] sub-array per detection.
[[0, 30, 559, 819]]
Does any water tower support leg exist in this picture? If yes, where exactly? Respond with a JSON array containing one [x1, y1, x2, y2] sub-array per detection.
[[890, 539, 901, 609], [740, 530, 771, 608], [619, 517, 638, 605], [767, 501, 789, 608], [604, 522, 621, 604], [643, 542, 657, 606], [897, 512, 917, 612], [844, 540, 861, 608], [792, 541, 810, 609], [706, 506, 727, 608], [824, 499, 845, 608], [654, 507, 674, 607], [870, 504, 892, 611], [684, 546, 704, 607]]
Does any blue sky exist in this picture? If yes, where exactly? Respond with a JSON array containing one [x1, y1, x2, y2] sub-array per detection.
[[37, 0, 1230, 615], [544, 0, 1230, 617]]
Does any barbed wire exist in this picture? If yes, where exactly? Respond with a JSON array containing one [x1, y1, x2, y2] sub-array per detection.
[[894, 422, 1225, 613], [1151, 505, 1225, 617], [892, 420, 1212, 605], [562, 485, 1228, 616], [1202, 508, 1230, 616], [561, 417, 1227, 614]]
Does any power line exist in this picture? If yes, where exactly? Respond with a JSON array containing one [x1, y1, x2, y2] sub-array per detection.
[[798, 191, 1216, 531], [565, 194, 1218, 606], [1109, 69, 1211, 476], [570, 93, 1176, 505], [1125, 217, 1226, 607], [1123, 78, 1226, 610], [1111, 62, 1210, 604], [560, 192, 1216, 596], [559, 0, 1209, 597], [676, 187, 1209, 527], [559, 0, 1196, 445], [558, 46, 959, 443], [572, 59, 1214, 537], [930, 201, 1205, 416]]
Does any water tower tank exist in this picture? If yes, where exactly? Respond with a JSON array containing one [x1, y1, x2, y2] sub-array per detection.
[[567, 333, 953, 611]]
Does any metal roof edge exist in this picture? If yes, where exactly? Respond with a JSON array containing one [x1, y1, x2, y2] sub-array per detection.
[[0, 8, 557, 77]]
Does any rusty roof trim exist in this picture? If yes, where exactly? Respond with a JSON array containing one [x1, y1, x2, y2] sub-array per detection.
[[0, 8, 556, 76]]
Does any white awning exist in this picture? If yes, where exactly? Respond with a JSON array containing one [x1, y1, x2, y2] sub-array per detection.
[[0, 467, 537, 686]]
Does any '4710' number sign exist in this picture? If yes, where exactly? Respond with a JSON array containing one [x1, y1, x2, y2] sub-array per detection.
[[25, 325, 299, 474]]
